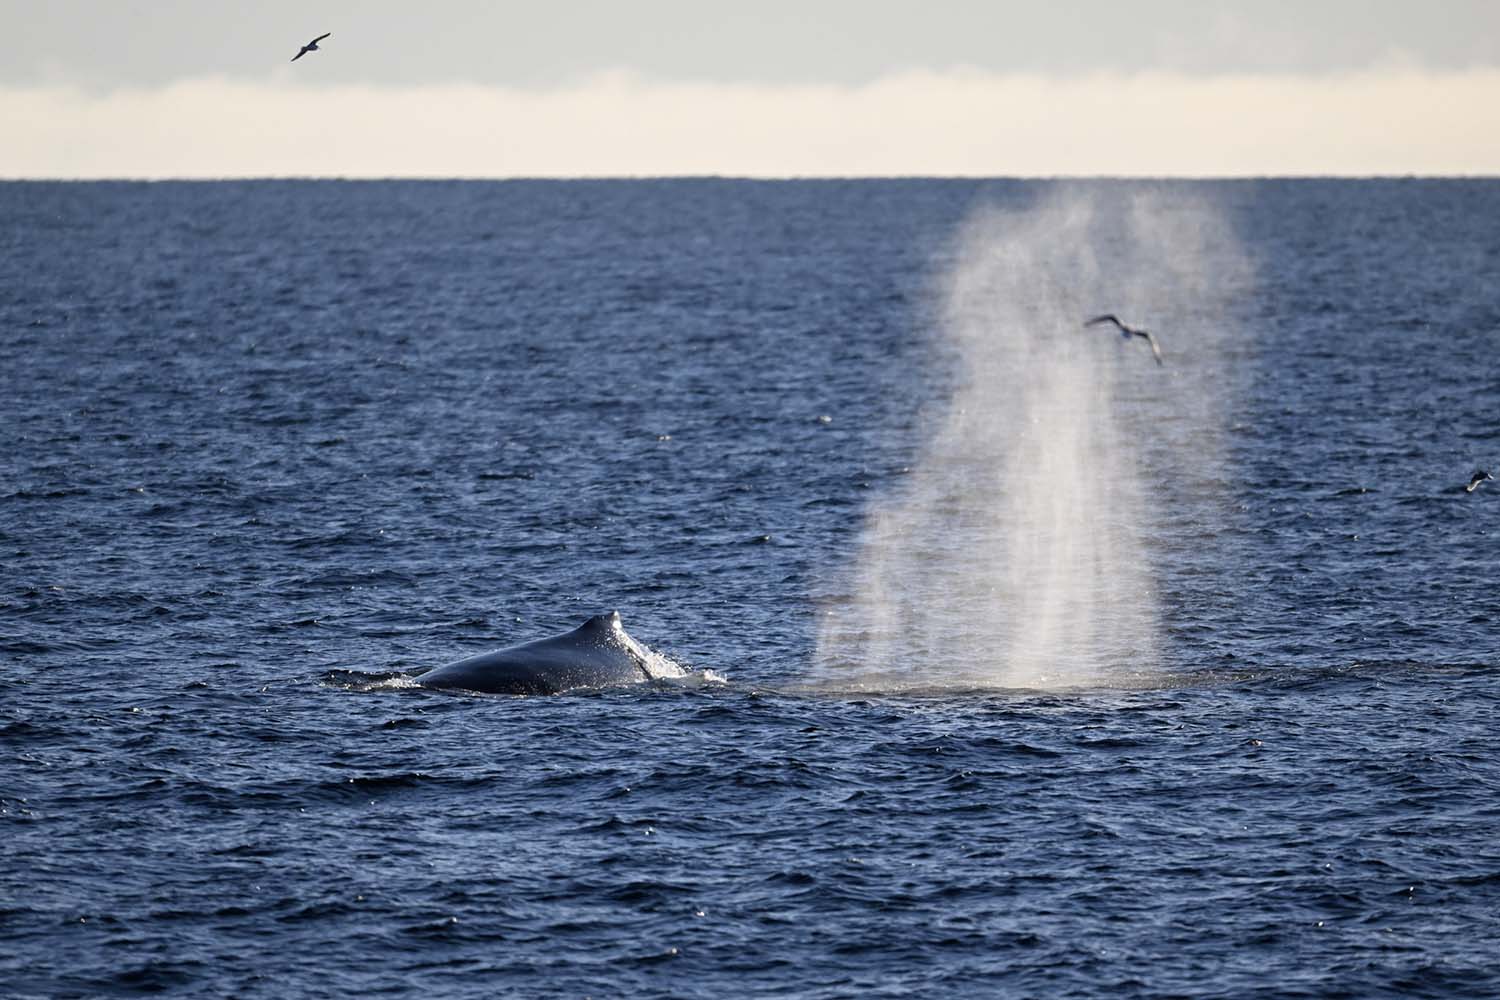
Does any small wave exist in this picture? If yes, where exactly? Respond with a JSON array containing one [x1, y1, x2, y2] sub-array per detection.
[[640, 650, 686, 681], [341, 772, 433, 792], [108, 961, 204, 992], [320, 669, 421, 692], [642, 649, 726, 688], [380, 716, 430, 730], [0, 638, 53, 655], [781, 666, 1257, 698], [649, 667, 728, 690]]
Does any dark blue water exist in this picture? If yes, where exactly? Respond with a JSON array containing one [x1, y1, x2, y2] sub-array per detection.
[[4, 179, 1498, 998]]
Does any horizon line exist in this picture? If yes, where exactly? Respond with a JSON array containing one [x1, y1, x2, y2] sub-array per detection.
[[5, 173, 1499, 182]]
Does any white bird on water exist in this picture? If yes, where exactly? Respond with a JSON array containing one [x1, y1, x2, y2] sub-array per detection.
[[1465, 470, 1493, 493], [1084, 314, 1164, 366], [291, 32, 331, 62]]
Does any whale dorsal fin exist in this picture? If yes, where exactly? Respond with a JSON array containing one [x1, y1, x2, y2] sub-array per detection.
[[573, 611, 624, 642], [572, 611, 653, 678]]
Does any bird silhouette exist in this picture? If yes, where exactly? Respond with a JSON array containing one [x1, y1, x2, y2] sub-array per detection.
[[1084, 314, 1163, 366], [291, 32, 331, 62]]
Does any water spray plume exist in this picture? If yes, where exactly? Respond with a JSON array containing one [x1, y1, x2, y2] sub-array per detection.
[[815, 187, 1246, 690]]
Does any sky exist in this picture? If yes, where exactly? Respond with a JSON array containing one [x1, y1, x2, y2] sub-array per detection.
[[3, 0, 1499, 177]]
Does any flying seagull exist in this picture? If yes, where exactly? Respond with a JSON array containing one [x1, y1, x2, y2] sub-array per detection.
[[291, 32, 331, 62], [1084, 314, 1164, 366], [1464, 470, 1493, 493]]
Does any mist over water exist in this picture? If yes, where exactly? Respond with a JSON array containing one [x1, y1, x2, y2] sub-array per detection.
[[816, 187, 1249, 689]]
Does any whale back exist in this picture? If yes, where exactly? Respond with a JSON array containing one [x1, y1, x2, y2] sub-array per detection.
[[418, 611, 651, 695]]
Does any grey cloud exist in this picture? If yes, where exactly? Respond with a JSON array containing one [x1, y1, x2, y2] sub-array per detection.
[[1, 0, 1498, 90]]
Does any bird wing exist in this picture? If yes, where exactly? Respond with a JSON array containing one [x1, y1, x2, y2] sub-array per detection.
[[1084, 314, 1125, 331], [313, 32, 331, 43], [1142, 331, 1164, 365], [291, 48, 306, 61]]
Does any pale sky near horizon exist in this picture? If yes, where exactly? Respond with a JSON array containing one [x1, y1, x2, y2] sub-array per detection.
[[4, 1, 1499, 177]]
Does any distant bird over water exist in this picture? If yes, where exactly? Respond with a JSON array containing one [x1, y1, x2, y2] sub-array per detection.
[[1084, 314, 1164, 366], [1464, 470, 1493, 493], [291, 32, 331, 62]]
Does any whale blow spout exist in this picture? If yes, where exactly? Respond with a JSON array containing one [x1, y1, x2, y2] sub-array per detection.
[[419, 611, 677, 695]]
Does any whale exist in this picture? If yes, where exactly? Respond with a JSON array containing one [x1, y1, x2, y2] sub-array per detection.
[[417, 611, 672, 695]]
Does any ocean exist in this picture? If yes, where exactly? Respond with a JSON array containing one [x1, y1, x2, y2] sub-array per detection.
[[3, 178, 1498, 998]]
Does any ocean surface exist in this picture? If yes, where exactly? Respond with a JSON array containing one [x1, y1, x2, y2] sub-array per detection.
[[3, 178, 1498, 998]]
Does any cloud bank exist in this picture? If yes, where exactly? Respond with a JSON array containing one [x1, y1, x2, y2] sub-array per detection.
[[5, 68, 1499, 177]]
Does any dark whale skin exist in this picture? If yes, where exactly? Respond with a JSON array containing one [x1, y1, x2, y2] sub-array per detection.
[[418, 612, 652, 695]]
